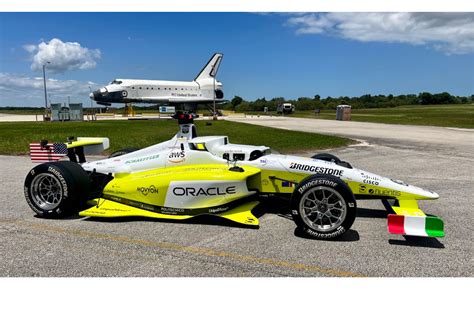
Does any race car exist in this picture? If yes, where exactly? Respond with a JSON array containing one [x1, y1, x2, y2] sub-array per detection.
[[24, 113, 444, 239]]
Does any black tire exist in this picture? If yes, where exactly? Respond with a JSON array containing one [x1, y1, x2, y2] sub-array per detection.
[[24, 161, 90, 218], [312, 153, 341, 163], [108, 147, 139, 158], [312, 153, 352, 169], [291, 174, 357, 239]]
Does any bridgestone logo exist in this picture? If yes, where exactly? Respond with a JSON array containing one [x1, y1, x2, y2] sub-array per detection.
[[298, 179, 337, 194], [48, 166, 68, 197], [289, 163, 344, 177], [305, 226, 346, 239]]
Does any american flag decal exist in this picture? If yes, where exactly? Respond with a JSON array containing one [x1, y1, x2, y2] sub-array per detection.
[[282, 181, 294, 188], [29, 142, 68, 163]]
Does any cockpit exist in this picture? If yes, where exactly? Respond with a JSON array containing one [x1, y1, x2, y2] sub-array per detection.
[[110, 80, 123, 85]]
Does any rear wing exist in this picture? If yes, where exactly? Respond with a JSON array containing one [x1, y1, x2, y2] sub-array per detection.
[[29, 137, 109, 163], [69, 137, 110, 155]]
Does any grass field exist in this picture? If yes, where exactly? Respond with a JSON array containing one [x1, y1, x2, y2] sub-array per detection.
[[244, 104, 474, 129], [0, 119, 352, 155]]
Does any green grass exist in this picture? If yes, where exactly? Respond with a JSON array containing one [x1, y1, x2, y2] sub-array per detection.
[[0, 119, 352, 155], [244, 104, 474, 128]]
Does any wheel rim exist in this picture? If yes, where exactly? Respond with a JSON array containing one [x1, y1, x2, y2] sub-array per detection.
[[30, 173, 63, 211], [299, 186, 347, 232]]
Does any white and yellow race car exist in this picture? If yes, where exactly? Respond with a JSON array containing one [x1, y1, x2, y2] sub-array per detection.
[[24, 113, 444, 240]]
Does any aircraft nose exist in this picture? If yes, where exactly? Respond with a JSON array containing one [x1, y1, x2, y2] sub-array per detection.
[[90, 89, 104, 100]]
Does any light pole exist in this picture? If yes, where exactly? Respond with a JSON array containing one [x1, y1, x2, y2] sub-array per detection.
[[213, 76, 217, 120], [89, 86, 93, 108], [42, 61, 50, 109]]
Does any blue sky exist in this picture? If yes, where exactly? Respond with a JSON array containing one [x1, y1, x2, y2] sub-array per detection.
[[0, 12, 473, 106]]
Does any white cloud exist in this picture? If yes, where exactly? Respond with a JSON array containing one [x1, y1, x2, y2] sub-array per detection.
[[24, 38, 101, 72], [23, 44, 37, 53], [0, 73, 100, 105], [287, 13, 474, 54]]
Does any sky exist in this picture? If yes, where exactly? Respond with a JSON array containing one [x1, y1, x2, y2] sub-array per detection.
[[0, 12, 473, 107]]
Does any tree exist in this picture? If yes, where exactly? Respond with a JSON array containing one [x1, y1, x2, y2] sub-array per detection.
[[418, 92, 433, 105], [230, 96, 243, 109], [432, 92, 455, 104]]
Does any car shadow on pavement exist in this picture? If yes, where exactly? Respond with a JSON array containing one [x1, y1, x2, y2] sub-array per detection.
[[355, 207, 388, 219], [34, 213, 83, 220], [389, 236, 445, 249], [83, 215, 260, 229]]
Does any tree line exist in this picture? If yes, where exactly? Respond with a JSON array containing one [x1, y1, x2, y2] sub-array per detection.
[[222, 92, 474, 112]]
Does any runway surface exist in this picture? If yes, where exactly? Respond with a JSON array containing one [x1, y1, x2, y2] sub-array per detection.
[[1, 117, 472, 276], [0, 113, 41, 122]]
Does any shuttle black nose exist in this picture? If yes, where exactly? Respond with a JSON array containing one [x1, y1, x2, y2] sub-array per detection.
[[90, 89, 102, 100]]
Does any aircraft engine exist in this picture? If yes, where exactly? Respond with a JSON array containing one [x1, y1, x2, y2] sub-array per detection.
[[215, 89, 224, 99]]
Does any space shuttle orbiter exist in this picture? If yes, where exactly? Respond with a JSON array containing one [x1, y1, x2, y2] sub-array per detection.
[[90, 53, 224, 109]]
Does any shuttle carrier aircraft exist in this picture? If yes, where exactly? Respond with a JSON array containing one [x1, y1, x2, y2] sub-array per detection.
[[90, 53, 224, 111]]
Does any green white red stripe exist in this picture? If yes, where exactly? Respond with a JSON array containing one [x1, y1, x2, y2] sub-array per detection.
[[388, 214, 444, 237]]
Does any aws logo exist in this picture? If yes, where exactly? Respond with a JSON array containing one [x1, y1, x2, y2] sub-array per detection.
[[168, 150, 186, 163]]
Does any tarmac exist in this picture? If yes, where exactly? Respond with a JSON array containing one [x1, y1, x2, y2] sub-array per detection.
[[0, 113, 42, 122], [0, 116, 473, 276]]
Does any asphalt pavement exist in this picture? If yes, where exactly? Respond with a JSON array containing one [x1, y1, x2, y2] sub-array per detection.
[[0, 117, 472, 276]]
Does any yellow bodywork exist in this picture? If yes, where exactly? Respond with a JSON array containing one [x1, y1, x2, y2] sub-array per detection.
[[79, 164, 262, 226], [78, 158, 433, 227], [390, 199, 426, 217], [80, 199, 260, 226], [65, 137, 107, 149]]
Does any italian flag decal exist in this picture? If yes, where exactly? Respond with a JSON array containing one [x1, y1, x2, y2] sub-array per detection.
[[388, 214, 444, 237]]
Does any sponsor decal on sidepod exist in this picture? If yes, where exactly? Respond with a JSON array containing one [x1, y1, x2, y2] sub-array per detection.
[[137, 185, 159, 196], [168, 151, 186, 163], [289, 162, 344, 177]]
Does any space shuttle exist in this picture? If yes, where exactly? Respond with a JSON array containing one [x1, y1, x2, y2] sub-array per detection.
[[90, 53, 224, 111]]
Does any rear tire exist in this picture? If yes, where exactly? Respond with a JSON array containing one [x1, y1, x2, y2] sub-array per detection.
[[108, 147, 139, 158], [24, 161, 90, 218], [291, 174, 357, 239]]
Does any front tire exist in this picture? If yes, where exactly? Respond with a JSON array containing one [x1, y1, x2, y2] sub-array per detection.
[[24, 161, 90, 218], [291, 174, 356, 239]]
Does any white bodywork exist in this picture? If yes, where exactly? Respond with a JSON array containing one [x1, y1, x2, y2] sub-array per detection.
[[81, 123, 438, 201]]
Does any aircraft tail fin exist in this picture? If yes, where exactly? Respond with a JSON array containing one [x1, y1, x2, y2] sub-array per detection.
[[194, 53, 223, 81]]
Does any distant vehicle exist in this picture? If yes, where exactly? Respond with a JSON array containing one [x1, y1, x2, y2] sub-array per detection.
[[277, 103, 295, 114], [90, 53, 224, 112]]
